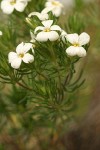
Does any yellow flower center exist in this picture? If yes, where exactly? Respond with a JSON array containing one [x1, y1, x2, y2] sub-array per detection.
[[44, 28, 50, 32], [10, 0, 16, 5], [18, 53, 24, 58], [73, 43, 80, 47], [52, 1, 61, 6]]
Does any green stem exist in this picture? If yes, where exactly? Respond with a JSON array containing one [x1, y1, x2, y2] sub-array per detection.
[[17, 82, 33, 91], [50, 46, 63, 102], [36, 70, 48, 80]]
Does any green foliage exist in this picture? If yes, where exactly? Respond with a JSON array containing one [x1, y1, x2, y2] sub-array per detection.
[[65, 13, 85, 33], [75, 0, 84, 11]]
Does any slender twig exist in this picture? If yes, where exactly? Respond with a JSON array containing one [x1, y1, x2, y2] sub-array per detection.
[[36, 70, 48, 80], [50, 46, 62, 102], [63, 71, 72, 89], [17, 82, 33, 91], [63, 74, 70, 88], [60, 71, 73, 101]]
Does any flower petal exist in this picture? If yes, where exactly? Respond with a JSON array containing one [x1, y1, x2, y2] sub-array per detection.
[[42, 7, 53, 14], [1, 0, 14, 14], [52, 7, 62, 17], [22, 53, 34, 63], [67, 33, 79, 44], [39, 13, 49, 21], [15, 1, 27, 12], [77, 47, 86, 57], [23, 43, 32, 53], [36, 31, 48, 42], [11, 58, 22, 69], [45, 1, 53, 7], [61, 30, 67, 36], [44, 1, 63, 17], [8, 52, 18, 63], [79, 32, 90, 46], [48, 31, 59, 41], [66, 46, 78, 56], [16, 42, 24, 54], [28, 12, 48, 20], [45, 0, 63, 8], [66, 46, 87, 57], [28, 12, 40, 17], [42, 20, 53, 28], [0, 31, 3, 36], [34, 26, 44, 33], [36, 31, 59, 42], [50, 25, 61, 31]]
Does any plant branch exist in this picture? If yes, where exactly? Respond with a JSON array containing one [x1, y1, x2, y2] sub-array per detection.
[[17, 82, 33, 91]]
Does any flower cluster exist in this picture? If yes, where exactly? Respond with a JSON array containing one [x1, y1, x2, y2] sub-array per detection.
[[6, 0, 90, 69]]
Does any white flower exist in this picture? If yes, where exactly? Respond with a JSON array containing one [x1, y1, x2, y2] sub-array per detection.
[[0, 31, 3, 36], [66, 32, 90, 57], [1, 0, 28, 14], [28, 11, 49, 21], [42, 0, 63, 17], [8, 42, 34, 69], [34, 20, 61, 42]]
